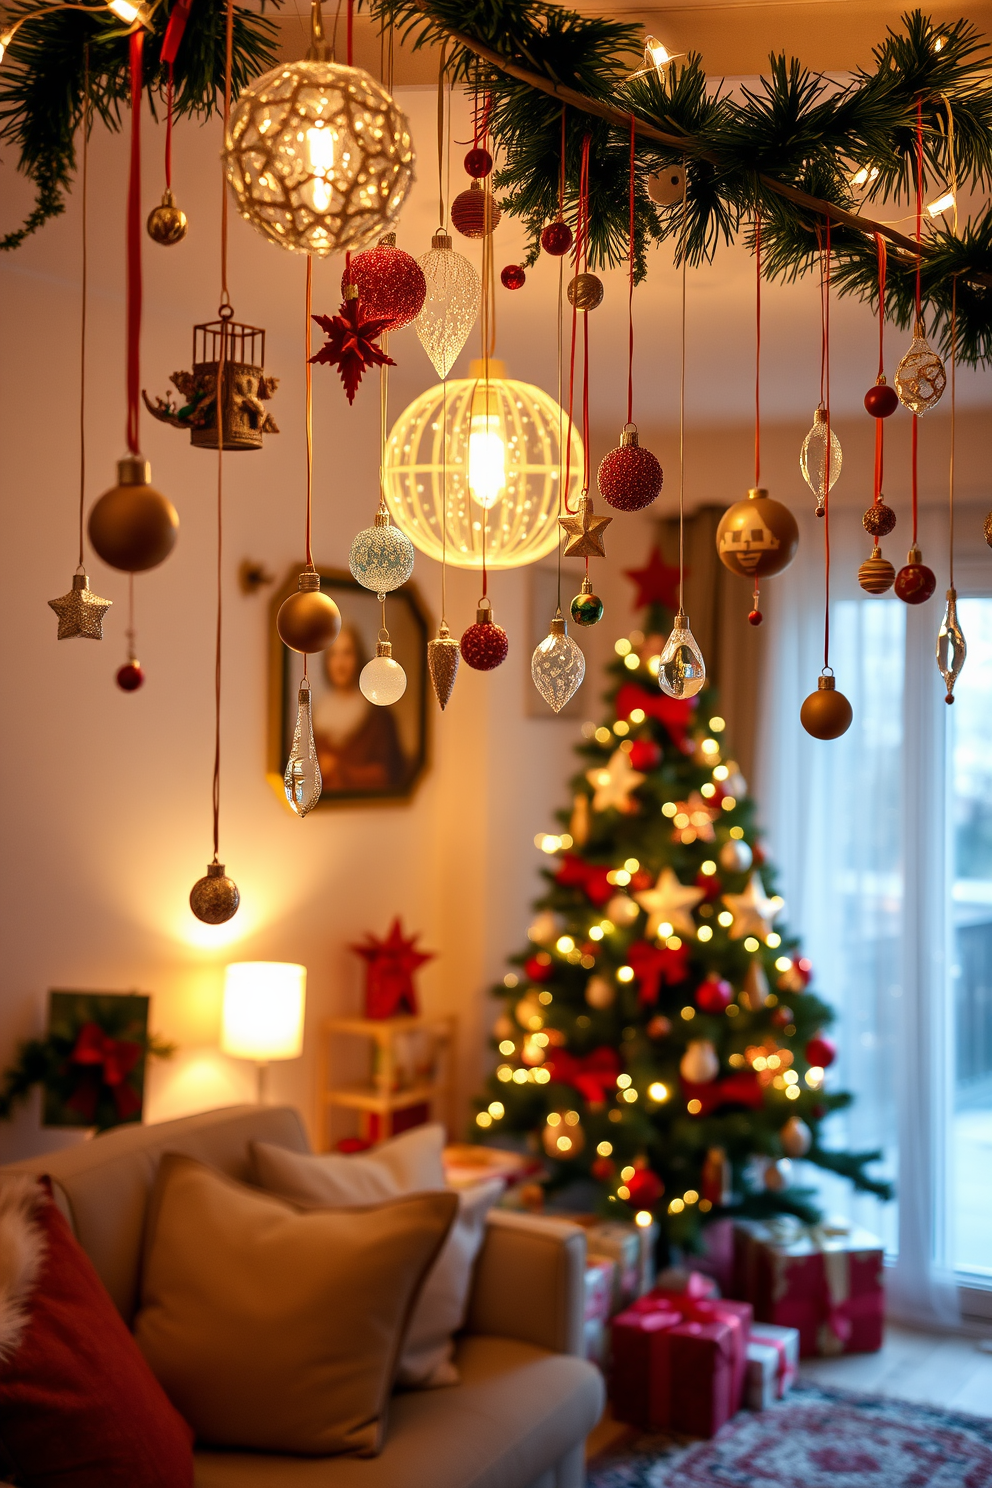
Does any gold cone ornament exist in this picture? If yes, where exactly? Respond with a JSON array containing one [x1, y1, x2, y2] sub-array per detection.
[[895, 320, 946, 414], [427, 623, 460, 710], [937, 587, 967, 704], [857, 546, 895, 594], [146, 188, 188, 246], [189, 862, 240, 925], [48, 572, 112, 640]]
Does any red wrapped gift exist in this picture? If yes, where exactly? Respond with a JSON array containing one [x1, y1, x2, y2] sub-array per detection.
[[610, 1302, 737, 1437], [610, 1305, 681, 1429], [645, 1286, 753, 1411], [733, 1218, 884, 1357]]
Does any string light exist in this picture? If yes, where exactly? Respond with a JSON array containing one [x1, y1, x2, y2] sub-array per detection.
[[926, 189, 956, 217]]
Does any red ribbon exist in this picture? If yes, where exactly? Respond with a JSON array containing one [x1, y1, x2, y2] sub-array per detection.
[[543, 1045, 621, 1104], [615, 683, 696, 752], [627, 939, 690, 1004], [67, 1023, 143, 1121], [681, 1070, 763, 1118], [126, 30, 144, 456], [161, 0, 195, 65], [554, 854, 614, 908]]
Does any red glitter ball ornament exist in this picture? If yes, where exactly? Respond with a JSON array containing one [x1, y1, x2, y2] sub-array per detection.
[[894, 546, 937, 605], [598, 425, 663, 512], [460, 601, 509, 671], [864, 381, 899, 419], [116, 660, 144, 692], [541, 220, 573, 256], [628, 738, 661, 773], [340, 235, 426, 331], [696, 974, 733, 1014], [748, 609, 763, 627], [805, 1034, 836, 1068], [500, 263, 526, 290], [451, 181, 501, 238], [464, 146, 493, 179], [625, 1168, 664, 1209], [863, 501, 896, 537]]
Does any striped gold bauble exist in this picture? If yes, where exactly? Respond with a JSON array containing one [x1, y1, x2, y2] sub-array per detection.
[[858, 546, 895, 595]]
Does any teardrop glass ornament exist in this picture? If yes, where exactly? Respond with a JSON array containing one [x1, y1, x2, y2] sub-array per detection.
[[799, 407, 842, 514], [415, 232, 481, 378], [658, 612, 706, 699], [531, 612, 585, 713], [937, 587, 967, 703], [284, 677, 322, 818], [895, 319, 947, 415]]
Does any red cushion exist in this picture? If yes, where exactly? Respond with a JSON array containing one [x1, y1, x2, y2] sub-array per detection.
[[0, 1180, 194, 1487]]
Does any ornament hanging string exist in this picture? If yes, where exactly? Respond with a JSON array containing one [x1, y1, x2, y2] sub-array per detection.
[[125, 29, 144, 456], [910, 100, 924, 548], [678, 158, 688, 614], [77, 46, 89, 572], [563, 133, 592, 515], [626, 112, 635, 426], [949, 275, 957, 592], [751, 213, 762, 617], [873, 232, 887, 505], [126, 573, 136, 662], [435, 41, 448, 228], [477, 111, 497, 600], [821, 217, 832, 672]]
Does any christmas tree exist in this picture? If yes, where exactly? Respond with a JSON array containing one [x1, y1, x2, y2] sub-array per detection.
[[477, 548, 892, 1252]]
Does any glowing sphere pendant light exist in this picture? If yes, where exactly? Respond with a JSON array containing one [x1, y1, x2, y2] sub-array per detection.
[[382, 359, 583, 570]]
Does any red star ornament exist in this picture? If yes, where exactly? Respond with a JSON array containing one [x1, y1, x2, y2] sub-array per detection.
[[624, 546, 683, 611], [350, 918, 435, 1019], [311, 294, 396, 404]]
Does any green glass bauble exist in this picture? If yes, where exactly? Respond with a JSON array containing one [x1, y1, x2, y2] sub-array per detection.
[[570, 590, 604, 627]]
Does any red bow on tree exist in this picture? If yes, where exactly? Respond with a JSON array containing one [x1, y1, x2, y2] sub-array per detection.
[[67, 1023, 143, 1121], [310, 295, 395, 404], [615, 683, 697, 754], [682, 1070, 764, 1118], [543, 1045, 621, 1105], [554, 854, 613, 908], [351, 918, 435, 1019], [627, 939, 691, 1004]]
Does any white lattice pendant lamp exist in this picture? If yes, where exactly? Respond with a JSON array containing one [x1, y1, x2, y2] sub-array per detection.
[[382, 360, 584, 570], [223, 0, 415, 256]]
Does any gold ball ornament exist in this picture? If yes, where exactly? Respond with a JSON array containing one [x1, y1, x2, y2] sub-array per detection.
[[800, 673, 853, 740], [858, 546, 895, 594], [88, 457, 179, 573], [542, 1111, 585, 1160], [716, 488, 799, 579], [276, 570, 342, 654], [189, 862, 240, 925], [567, 273, 604, 312], [780, 1116, 812, 1158], [647, 164, 685, 206], [146, 189, 188, 246]]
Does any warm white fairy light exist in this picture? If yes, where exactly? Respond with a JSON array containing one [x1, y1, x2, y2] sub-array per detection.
[[926, 189, 956, 217]]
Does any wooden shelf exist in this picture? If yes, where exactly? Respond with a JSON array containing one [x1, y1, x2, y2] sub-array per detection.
[[315, 1012, 456, 1150], [322, 1082, 442, 1114]]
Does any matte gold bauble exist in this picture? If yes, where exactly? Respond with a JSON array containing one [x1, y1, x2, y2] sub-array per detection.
[[189, 862, 240, 925], [857, 546, 895, 594], [716, 488, 799, 579], [800, 673, 853, 740], [88, 457, 179, 572], [780, 1115, 812, 1158], [567, 273, 604, 312], [147, 189, 188, 246], [276, 570, 342, 654]]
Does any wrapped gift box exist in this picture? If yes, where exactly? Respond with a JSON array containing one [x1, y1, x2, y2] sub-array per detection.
[[645, 1284, 752, 1412], [584, 1256, 618, 1325], [733, 1218, 884, 1357], [745, 1341, 780, 1410], [562, 1215, 656, 1309], [750, 1321, 799, 1397]]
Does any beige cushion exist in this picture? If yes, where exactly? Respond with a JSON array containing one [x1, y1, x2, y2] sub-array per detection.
[[252, 1136, 502, 1388], [133, 1154, 456, 1456]]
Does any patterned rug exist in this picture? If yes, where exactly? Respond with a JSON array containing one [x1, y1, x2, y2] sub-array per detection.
[[588, 1383, 992, 1487]]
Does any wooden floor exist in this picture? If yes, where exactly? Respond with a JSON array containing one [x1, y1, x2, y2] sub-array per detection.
[[586, 1325, 992, 1460]]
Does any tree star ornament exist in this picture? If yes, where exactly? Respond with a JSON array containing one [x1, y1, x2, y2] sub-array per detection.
[[48, 573, 112, 640], [634, 867, 704, 939], [721, 873, 780, 941], [559, 494, 612, 559], [310, 289, 395, 404], [350, 918, 435, 1020], [585, 748, 646, 814], [624, 546, 682, 610]]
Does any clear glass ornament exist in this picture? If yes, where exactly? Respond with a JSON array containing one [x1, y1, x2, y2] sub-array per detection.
[[658, 611, 706, 698], [415, 231, 481, 377], [895, 319, 947, 415], [531, 611, 585, 713], [284, 678, 322, 817], [799, 407, 842, 514], [937, 586, 967, 702], [349, 509, 415, 593], [360, 637, 407, 706]]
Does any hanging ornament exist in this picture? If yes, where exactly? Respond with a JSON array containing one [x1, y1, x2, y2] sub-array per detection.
[[864, 377, 898, 419], [895, 320, 946, 414], [460, 599, 508, 671], [415, 233, 481, 379], [680, 1039, 719, 1084], [189, 862, 240, 926], [894, 546, 936, 605], [607, 893, 640, 928], [719, 838, 753, 874], [805, 1034, 836, 1068], [634, 867, 703, 939], [799, 408, 841, 515], [451, 180, 500, 238], [627, 738, 660, 771], [587, 749, 647, 816], [542, 1112, 585, 1160], [427, 623, 460, 710], [464, 146, 493, 179], [116, 656, 144, 692], [863, 501, 896, 537], [800, 672, 853, 739], [360, 636, 408, 705], [284, 676, 322, 816], [147, 188, 187, 246], [531, 611, 585, 713], [585, 975, 615, 1010], [559, 495, 612, 560], [144, 317, 279, 451], [528, 910, 561, 945], [647, 1014, 671, 1040], [937, 588, 967, 704], [342, 234, 427, 332], [741, 959, 769, 1011], [748, 605, 763, 627], [541, 220, 573, 257], [88, 457, 179, 573], [857, 546, 895, 594], [696, 974, 732, 1014], [647, 165, 685, 206], [598, 425, 663, 512], [500, 264, 526, 291], [48, 574, 112, 641], [570, 576, 603, 627], [349, 507, 415, 593], [763, 1159, 792, 1193], [277, 570, 342, 653], [311, 288, 395, 405], [716, 489, 799, 579], [722, 873, 777, 940], [658, 613, 706, 699], [780, 1116, 812, 1158], [567, 273, 604, 312]]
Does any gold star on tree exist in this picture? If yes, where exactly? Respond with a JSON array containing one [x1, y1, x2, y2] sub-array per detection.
[[559, 495, 612, 559], [721, 873, 781, 940], [670, 792, 718, 844], [635, 867, 704, 939], [48, 573, 112, 640], [585, 748, 646, 814]]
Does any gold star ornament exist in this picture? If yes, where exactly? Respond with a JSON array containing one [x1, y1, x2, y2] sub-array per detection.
[[48, 572, 112, 640], [559, 494, 612, 559], [585, 748, 646, 814], [635, 867, 704, 939], [721, 873, 782, 941]]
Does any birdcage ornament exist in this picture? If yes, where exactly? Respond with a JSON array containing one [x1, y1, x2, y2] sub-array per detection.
[[142, 312, 279, 451]]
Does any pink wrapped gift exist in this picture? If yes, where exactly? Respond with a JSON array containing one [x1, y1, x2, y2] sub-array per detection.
[[609, 1305, 681, 1429], [584, 1256, 617, 1325], [610, 1302, 737, 1437], [749, 1322, 799, 1396], [644, 1286, 753, 1411]]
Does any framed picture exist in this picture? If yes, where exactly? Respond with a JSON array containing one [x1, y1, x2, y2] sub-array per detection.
[[43, 991, 150, 1130], [268, 567, 431, 808]]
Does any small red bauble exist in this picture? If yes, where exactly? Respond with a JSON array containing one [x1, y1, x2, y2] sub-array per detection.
[[771, 1006, 794, 1027], [598, 425, 663, 512], [696, 974, 733, 1014], [625, 1168, 664, 1208], [451, 181, 501, 238], [116, 660, 144, 692], [748, 609, 763, 627], [524, 953, 552, 982], [461, 602, 509, 671], [863, 501, 896, 537], [341, 235, 427, 331], [628, 738, 661, 772], [591, 1155, 615, 1182], [500, 263, 526, 291], [464, 147, 493, 179], [894, 547, 936, 605], [864, 381, 899, 419], [805, 1034, 836, 1068], [646, 1015, 671, 1039], [541, 220, 573, 257]]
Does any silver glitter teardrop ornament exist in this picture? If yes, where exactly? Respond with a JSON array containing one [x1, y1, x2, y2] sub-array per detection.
[[937, 587, 967, 703], [895, 320, 947, 415]]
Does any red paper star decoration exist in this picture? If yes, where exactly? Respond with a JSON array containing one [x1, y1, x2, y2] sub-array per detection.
[[350, 918, 435, 1019], [624, 546, 683, 611], [311, 296, 396, 404]]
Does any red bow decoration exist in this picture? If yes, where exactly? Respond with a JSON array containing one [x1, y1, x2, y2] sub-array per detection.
[[624, 547, 683, 611], [554, 854, 613, 908], [543, 1045, 621, 1105], [66, 1023, 143, 1121], [615, 683, 697, 754], [627, 939, 690, 1005], [351, 918, 435, 1019], [682, 1070, 764, 1118], [311, 297, 395, 404]]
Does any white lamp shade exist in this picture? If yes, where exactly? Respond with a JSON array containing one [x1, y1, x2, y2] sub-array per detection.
[[222, 962, 307, 1062]]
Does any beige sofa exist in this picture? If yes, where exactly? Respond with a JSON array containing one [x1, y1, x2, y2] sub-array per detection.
[[7, 1104, 604, 1488]]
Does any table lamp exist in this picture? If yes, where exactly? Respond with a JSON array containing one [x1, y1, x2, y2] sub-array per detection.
[[221, 962, 307, 1102]]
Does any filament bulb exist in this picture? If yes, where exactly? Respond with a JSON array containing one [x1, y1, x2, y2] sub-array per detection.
[[306, 124, 337, 213], [800, 408, 842, 513], [531, 612, 585, 713], [658, 612, 706, 699], [284, 678, 322, 818], [936, 587, 967, 703]]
